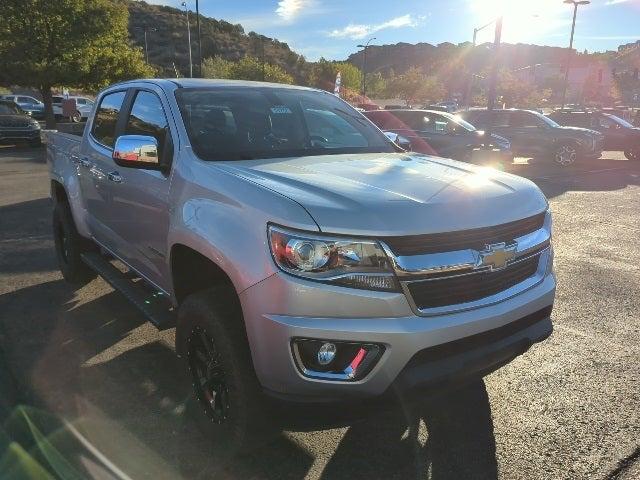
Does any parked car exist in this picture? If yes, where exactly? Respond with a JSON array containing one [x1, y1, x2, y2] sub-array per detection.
[[364, 109, 513, 162], [433, 100, 459, 113], [0, 94, 45, 119], [460, 108, 603, 166], [549, 109, 640, 161], [52, 95, 94, 122], [0, 99, 41, 146], [46, 79, 555, 449]]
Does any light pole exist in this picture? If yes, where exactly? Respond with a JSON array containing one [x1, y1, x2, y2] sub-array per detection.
[[356, 37, 376, 99], [136, 26, 157, 64], [195, 0, 203, 77], [465, 20, 496, 107], [181, 2, 193, 78], [560, 0, 590, 108], [486, 16, 503, 112]]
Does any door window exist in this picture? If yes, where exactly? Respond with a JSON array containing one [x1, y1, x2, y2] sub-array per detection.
[[511, 112, 542, 128], [91, 91, 127, 148], [124, 91, 170, 157], [18, 96, 33, 103]]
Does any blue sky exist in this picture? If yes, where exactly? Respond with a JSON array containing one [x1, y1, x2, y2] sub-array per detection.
[[148, 0, 640, 60]]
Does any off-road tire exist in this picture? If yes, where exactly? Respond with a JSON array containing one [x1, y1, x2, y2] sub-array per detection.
[[179, 287, 270, 456], [53, 202, 96, 285]]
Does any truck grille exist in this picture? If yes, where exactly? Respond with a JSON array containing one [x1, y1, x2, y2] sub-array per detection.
[[407, 254, 541, 309], [382, 213, 545, 256]]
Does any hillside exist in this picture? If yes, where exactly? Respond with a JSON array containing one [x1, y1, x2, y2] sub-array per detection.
[[346, 41, 611, 76], [127, 1, 307, 81]]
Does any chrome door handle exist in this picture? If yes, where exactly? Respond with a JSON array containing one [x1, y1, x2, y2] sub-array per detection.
[[107, 171, 123, 183]]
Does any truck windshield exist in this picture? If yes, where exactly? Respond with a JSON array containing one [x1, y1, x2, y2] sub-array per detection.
[[175, 87, 395, 160], [604, 113, 634, 128]]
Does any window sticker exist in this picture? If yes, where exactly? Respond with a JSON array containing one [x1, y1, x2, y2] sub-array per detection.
[[270, 106, 292, 114]]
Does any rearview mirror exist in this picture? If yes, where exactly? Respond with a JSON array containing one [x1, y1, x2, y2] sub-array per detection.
[[113, 135, 160, 169], [384, 131, 412, 151]]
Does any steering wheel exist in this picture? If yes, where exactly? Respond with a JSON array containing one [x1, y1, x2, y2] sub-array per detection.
[[309, 135, 329, 146]]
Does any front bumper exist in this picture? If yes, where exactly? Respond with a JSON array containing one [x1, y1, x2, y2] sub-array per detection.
[[0, 128, 41, 142], [240, 268, 555, 403]]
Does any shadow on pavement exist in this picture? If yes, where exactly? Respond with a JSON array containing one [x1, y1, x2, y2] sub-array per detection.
[[0, 275, 499, 479], [505, 156, 640, 200]]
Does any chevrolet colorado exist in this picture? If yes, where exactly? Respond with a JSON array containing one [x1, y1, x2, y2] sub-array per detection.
[[46, 79, 555, 447]]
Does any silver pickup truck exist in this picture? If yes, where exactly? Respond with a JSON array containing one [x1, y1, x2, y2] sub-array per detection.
[[46, 79, 555, 448]]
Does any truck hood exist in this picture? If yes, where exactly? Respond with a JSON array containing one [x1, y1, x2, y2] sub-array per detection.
[[217, 153, 548, 237], [555, 125, 601, 137]]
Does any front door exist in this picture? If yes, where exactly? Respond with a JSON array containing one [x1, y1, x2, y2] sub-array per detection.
[[101, 87, 175, 291]]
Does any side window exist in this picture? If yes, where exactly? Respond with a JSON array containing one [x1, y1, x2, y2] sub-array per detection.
[[91, 91, 126, 148], [510, 112, 537, 127], [76, 98, 86, 105], [18, 96, 32, 103], [124, 91, 170, 158]]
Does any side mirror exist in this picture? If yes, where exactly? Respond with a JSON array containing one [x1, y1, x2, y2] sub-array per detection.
[[113, 135, 161, 169], [384, 131, 412, 151]]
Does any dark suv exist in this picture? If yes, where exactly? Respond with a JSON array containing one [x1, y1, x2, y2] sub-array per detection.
[[548, 109, 640, 161], [0, 100, 42, 146], [364, 109, 513, 163], [460, 108, 603, 166]]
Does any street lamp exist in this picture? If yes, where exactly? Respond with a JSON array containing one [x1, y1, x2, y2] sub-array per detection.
[[560, 0, 591, 108], [486, 16, 503, 112], [135, 26, 158, 64], [356, 37, 376, 99], [181, 2, 193, 78], [465, 19, 497, 107]]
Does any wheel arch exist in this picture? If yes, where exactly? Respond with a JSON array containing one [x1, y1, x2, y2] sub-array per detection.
[[170, 243, 244, 357]]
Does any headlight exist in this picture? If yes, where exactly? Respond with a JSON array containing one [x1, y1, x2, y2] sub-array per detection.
[[268, 225, 398, 291], [29, 119, 41, 129]]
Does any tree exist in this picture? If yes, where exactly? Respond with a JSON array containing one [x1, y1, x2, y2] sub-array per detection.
[[0, 0, 154, 128], [385, 67, 445, 105], [306, 59, 362, 100], [202, 56, 294, 84]]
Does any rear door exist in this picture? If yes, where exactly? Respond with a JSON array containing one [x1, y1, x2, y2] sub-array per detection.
[[79, 89, 128, 252], [101, 87, 175, 290], [596, 114, 627, 150], [508, 111, 549, 156]]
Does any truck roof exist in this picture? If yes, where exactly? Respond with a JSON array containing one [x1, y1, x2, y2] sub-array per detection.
[[110, 78, 320, 92]]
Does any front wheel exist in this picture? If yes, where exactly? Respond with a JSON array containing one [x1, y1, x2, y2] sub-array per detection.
[[553, 143, 578, 167], [179, 287, 270, 455], [71, 111, 82, 123], [624, 149, 639, 161]]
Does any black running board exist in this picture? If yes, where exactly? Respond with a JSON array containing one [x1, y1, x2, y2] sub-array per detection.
[[81, 252, 176, 330]]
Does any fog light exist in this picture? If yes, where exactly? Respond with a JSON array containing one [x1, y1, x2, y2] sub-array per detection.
[[317, 342, 336, 365], [292, 339, 384, 381]]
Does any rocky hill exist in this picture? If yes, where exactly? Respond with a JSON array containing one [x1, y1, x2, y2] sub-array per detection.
[[127, 1, 307, 81]]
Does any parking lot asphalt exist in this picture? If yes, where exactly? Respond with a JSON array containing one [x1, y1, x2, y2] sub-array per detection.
[[0, 145, 639, 479]]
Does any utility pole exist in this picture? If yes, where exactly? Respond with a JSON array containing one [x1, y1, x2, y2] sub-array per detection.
[[466, 20, 496, 107], [136, 26, 157, 64], [356, 37, 376, 99], [486, 16, 503, 112], [560, 1, 591, 109], [182, 2, 193, 78], [195, 0, 203, 77]]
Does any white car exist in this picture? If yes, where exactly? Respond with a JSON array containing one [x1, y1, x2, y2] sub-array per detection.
[[52, 95, 95, 122]]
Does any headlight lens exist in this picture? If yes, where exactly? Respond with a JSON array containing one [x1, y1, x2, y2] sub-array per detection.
[[29, 119, 41, 129], [268, 225, 398, 291]]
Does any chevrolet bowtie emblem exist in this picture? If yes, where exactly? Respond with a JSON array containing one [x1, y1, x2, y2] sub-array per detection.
[[477, 242, 517, 270]]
